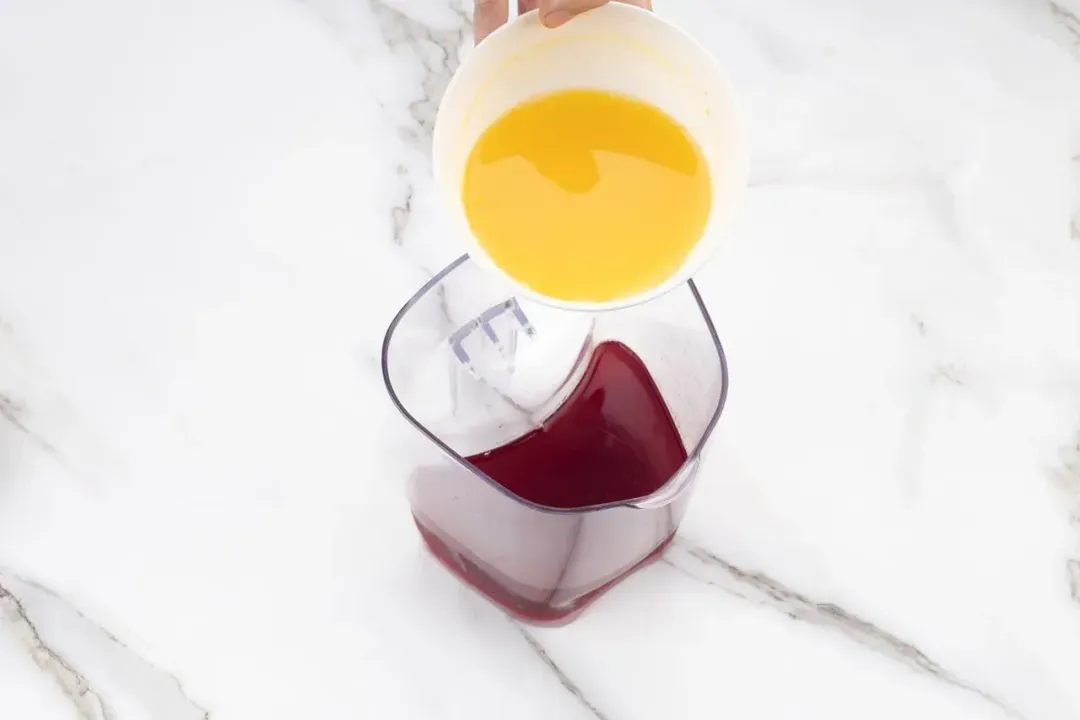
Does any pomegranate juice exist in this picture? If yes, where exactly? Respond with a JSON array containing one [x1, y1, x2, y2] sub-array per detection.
[[413, 340, 688, 623]]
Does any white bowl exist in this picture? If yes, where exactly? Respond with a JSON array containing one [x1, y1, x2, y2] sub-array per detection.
[[432, 3, 749, 311]]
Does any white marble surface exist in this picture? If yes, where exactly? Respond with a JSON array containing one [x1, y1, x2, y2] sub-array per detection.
[[2, 0, 1080, 717]]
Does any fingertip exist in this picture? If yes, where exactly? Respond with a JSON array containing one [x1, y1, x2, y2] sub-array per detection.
[[540, 9, 572, 27]]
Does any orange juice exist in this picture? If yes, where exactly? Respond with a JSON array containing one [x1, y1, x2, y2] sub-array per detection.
[[462, 89, 712, 303]]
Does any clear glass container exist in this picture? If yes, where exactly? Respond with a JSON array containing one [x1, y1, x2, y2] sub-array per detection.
[[382, 255, 728, 625]]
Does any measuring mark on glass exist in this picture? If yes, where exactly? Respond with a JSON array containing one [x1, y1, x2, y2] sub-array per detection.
[[449, 298, 536, 368]]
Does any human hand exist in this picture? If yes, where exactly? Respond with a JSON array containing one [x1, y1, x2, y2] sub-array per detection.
[[474, 0, 653, 45]]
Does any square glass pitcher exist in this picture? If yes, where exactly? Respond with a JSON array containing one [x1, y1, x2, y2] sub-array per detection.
[[382, 255, 728, 624]]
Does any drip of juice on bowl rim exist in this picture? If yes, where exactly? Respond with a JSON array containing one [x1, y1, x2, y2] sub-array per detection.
[[413, 340, 688, 623], [462, 88, 712, 303]]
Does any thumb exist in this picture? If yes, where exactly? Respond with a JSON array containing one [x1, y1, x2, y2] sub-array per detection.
[[474, 0, 508, 44], [539, 0, 651, 28]]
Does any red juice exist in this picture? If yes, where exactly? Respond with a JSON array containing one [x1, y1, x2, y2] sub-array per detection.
[[412, 340, 689, 623]]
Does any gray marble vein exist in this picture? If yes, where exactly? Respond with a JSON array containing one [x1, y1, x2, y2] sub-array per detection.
[[1068, 560, 1080, 604], [0, 572, 209, 720], [1050, 0, 1080, 48], [300, 0, 469, 257], [0, 583, 113, 720], [367, 0, 468, 150], [662, 540, 1025, 720], [367, 0, 466, 249], [1060, 436, 1080, 605], [515, 624, 611, 720], [0, 391, 62, 460]]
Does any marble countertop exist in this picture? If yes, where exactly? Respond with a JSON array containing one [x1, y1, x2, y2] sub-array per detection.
[[2, 0, 1080, 718]]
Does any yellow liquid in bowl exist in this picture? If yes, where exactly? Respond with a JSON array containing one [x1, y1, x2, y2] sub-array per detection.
[[462, 89, 712, 303]]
